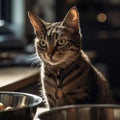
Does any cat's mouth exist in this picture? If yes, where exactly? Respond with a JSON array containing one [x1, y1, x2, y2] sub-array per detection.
[[48, 59, 61, 65], [45, 57, 65, 66]]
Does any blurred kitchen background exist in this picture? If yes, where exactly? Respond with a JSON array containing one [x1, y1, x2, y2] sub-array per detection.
[[0, 0, 120, 103]]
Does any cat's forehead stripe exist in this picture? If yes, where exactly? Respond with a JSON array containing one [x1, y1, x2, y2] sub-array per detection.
[[46, 23, 64, 40], [43, 22, 72, 42]]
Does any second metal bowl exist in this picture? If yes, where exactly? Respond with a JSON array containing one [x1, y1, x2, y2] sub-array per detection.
[[38, 104, 119, 120]]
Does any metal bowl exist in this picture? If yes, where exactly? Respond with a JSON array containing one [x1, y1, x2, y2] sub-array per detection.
[[38, 104, 120, 120], [0, 91, 42, 120]]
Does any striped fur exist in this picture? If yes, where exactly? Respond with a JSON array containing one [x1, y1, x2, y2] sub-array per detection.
[[28, 7, 112, 108]]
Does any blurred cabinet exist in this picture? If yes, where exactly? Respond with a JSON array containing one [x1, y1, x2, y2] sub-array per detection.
[[76, 3, 120, 88]]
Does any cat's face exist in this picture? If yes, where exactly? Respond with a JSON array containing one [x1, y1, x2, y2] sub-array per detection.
[[35, 22, 80, 66], [28, 7, 82, 66]]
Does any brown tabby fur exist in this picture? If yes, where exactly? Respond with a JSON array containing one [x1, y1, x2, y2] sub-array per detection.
[[28, 7, 112, 108]]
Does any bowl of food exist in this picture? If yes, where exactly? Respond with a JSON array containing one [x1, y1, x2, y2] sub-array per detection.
[[0, 91, 42, 120], [38, 104, 119, 120]]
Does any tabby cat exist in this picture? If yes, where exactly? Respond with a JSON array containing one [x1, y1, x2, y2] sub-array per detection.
[[28, 7, 112, 108]]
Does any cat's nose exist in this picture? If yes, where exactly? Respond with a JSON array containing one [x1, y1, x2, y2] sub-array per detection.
[[48, 52, 53, 59], [47, 48, 55, 59]]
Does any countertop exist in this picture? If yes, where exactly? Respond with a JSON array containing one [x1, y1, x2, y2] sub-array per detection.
[[0, 67, 40, 91]]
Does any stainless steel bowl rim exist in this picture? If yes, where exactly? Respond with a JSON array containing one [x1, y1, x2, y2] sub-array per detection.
[[0, 91, 42, 113], [38, 104, 120, 117]]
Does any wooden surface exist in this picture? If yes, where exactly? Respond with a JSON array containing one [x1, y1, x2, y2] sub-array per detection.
[[0, 67, 40, 91]]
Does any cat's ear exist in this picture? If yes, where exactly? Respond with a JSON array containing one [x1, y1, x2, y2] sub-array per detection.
[[28, 11, 47, 33], [61, 7, 80, 30]]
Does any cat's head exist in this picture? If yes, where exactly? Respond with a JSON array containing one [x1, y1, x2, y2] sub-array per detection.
[[28, 7, 82, 67]]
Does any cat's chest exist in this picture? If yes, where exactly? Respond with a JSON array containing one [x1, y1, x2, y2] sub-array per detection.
[[44, 69, 69, 98], [43, 65, 90, 99], [44, 69, 64, 89]]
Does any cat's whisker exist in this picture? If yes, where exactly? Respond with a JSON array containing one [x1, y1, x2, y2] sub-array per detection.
[[31, 59, 39, 64], [36, 62, 41, 68], [30, 53, 37, 57], [27, 57, 38, 61], [30, 59, 40, 68], [26, 54, 38, 61]]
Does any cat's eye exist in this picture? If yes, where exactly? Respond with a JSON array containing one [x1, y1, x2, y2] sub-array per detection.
[[57, 39, 67, 46], [39, 40, 47, 48]]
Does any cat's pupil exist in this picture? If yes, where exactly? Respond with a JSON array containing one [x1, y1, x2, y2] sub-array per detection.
[[57, 39, 66, 46], [40, 40, 47, 48]]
